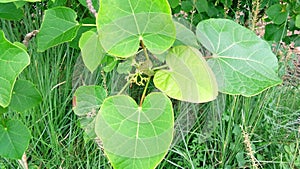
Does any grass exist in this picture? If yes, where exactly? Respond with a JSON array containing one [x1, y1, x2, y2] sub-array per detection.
[[1, 2, 300, 169]]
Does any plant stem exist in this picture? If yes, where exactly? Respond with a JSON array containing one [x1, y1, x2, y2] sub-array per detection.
[[251, 0, 260, 31], [140, 40, 150, 61], [86, 0, 97, 17], [139, 77, 150, 107], [152, 64, 168, 71], [81, 24, 97, 27], [117, 80, 131, 95]]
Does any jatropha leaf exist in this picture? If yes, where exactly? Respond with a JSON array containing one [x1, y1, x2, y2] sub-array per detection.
[[37, 7, 80, 52], [97, 0, 176, 58], [196, 19, 282, 96], [154, 46, 218, 103], [95, 93, 174, 169], [0, 30, 30, 108]]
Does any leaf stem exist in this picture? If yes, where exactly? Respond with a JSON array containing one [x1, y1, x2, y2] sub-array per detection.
[[140, 40, 150, 61], [152, 65, 168, 71], [81, 24, 97, 27], [139, 77, 151, 107], [117, 80, 131, 95]]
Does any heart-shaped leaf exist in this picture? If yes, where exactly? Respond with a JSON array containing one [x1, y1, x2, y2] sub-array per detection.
[[73, 86, 107, 140], [79, 30, 105, 73], [154, 46, 218, 103], [95, 93, 174, 169], [0, 120, 31, 159], [37, 7, 80, 52], [196, 19, 282, 96], [97, 0, 176, 57], [0, 30, 30, 108], [9, 80, 42, 112]]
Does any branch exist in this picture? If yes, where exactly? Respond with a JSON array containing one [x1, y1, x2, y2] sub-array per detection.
[[22, 30, 39, 47], [86, 0, 97, 17]]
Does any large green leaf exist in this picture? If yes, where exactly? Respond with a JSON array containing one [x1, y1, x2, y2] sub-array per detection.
[[0, 30, 30, 108], [79, 30, 105, 73], [73, 86, 107, 140], [97, 0, 176, 57], [37, 7, 80, 52], [196, 19, 282, 96], [154, 46, 218, 103], [10, 80, 42, 112], [0, 3, 23, 20], [0, 120, 31, 159], [95, 93, 174, 169]]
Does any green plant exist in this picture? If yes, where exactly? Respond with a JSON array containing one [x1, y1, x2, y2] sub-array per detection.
[[0, 30, 42, 159], [265, 0, 300, 46], [0, 0, 283, 168]]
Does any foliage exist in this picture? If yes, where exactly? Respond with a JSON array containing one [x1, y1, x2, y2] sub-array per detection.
[[0, 0, 286, 168], [0, 30, 42, 159]]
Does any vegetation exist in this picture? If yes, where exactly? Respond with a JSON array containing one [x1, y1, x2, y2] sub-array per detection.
[[0, 0, 299, 168]]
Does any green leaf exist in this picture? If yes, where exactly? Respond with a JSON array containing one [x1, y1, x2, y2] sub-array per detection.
[[154, 46, 218, 103], [181, 0, 193, 12], [73, 85, 107, 116], [79, 30, 105, 73], [69, 17, 95, 49], [195, 0, 209, 13], [266, 4, 288, 25], [101, 55, 118, 73], [73, 86, 107, 140], [97, 0, 176, 57], [12, 42, 26, 51], [264, 23, 287, 42], [196, 19, 282, 96], [9, 80, 42, 112], [95, 93, 174, 169], [173, 20, 199, 48], [0, 3, 23, 20], [0, 120, 31, 159], [37, 7, 80, 52], [0, 30, 30, 108]]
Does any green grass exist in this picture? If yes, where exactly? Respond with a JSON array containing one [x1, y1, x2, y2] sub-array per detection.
[[1, 2, 300, 169]]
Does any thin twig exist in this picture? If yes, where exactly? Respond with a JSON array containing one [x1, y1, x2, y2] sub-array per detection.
[[251, 0, 261, 31], [86, 0, 97, 17], [22, 30, 39, 47], [18, 153, 28, 169]]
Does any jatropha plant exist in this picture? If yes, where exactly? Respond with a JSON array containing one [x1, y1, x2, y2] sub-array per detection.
[[0, 0, 282, 168]]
